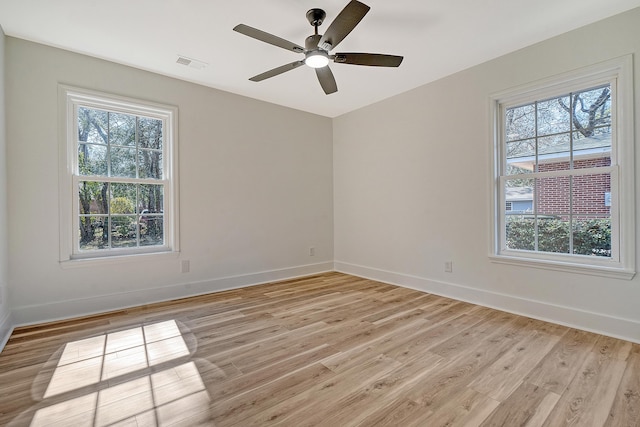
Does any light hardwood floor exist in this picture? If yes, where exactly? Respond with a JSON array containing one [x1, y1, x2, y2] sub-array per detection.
[[0, 272, 638, 426]]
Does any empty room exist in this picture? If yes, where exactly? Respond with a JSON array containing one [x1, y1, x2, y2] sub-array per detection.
[[0, 1, 639, 426]]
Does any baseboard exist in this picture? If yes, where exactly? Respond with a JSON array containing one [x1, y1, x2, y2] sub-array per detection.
[[11, 261, 335, 327], [0, 309, 14, 353], [335, 261, 640, 344]]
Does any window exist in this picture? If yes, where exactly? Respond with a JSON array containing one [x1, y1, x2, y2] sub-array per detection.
[[491, 57, 634, 279], [59, 87, 179, 261]]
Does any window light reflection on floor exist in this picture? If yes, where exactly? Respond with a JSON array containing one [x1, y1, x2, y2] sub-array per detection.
[[32, 320, 208, 426]]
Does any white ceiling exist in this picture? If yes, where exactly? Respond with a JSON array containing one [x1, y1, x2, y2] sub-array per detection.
[[1, 0, 639, 117]]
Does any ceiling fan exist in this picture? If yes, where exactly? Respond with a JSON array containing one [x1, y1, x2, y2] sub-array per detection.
[[233, 0, 403, 95]]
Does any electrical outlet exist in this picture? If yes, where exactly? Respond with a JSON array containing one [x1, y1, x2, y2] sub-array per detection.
[[181, 260, 190, 273], [309, 247, 316, 256], [444, 261, 453, 273]]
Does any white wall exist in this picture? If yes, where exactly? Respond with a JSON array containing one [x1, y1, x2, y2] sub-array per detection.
[[334, 8, 640, 343], [0, 25, 12, 348], [6, 38, 333, 325]]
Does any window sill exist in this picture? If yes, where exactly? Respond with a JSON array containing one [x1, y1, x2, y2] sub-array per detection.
[[489, 254, 635, 280], [60, 250, 180, 269]]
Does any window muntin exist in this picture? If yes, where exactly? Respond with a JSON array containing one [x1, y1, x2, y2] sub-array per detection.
[[62, 87, 178, 261]]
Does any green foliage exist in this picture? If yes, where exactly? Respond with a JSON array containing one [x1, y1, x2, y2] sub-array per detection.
[[506, 217, 611, 257], [110, 197, 134, 214]]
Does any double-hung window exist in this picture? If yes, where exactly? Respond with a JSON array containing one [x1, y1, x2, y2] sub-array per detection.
[[491, 57, 634, 278], [60, 87, 179, 261]]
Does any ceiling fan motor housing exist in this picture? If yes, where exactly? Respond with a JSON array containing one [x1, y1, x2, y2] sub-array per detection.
[[306, 9, 326, 27], [305, 34, 323, 51]]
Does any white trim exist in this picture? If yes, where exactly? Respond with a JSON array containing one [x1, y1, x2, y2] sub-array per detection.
[[0, 310, 13, 354], [489, 55, 635, 277], [11, 262, 335, 326], [58, 85, 180, 262], [335, 261, 640, 344]]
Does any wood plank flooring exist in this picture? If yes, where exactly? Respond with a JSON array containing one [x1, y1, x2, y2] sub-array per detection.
[[0, 272, 638, 426]]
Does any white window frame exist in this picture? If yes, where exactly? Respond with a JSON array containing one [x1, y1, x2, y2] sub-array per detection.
[[59, 86, 180, 265], [489, 56, 635, 279]]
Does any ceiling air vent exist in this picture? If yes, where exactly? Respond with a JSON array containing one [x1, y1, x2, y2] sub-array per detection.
[[176, 55, 208, 70]]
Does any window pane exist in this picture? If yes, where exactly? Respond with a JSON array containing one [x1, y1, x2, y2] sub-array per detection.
[[572, 173, 610, 217], [573, 217, 611, 257], [78, 144, 107, 176], [537, 175, 570, 216], [110, 147, 136, 178], [139, 184, 163, 214], [140, 216, 163, 247], [78, 107, 108, 144], [110, 183, 136, 214], [505, 180, 534, 214], [538, 133, 571, 156], [537, 96, 570, 136], [506, 216, 535, 251], [505, 104, 535, 142], [79, 181, 108, 215], [572, 86, 611, 135], [506, 139, 535, 175], [505, 177, 535, 250], [139, 117, 163, 150], [111, 216, 137, 248], [573, 128, 611, 170], [138, 149, 163, 179], [109, 113, 136, 146], [79, 216, 108, 250], [538, 217, 570, 254]]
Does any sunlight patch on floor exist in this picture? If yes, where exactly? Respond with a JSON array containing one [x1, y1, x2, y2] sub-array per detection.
[[32, 320, 209, 426]]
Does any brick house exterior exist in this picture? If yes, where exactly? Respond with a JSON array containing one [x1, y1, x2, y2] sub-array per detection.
[[537, 156, 611, 218]]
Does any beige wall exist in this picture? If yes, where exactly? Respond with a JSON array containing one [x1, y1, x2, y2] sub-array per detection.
[[334, 8, 640, 342], [0, 25, 11, 346], [6, 38, 334, 324]]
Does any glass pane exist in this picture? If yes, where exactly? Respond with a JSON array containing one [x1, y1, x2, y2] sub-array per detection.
[[573, 217, 611, 257], [505, 104, 535, 142], [573, 128, 611, 169], [110, 147, 136, 178], [110, 183, 136, 214], [537, 96, 570, 136], [504, 177, 535, 250], [78, 181, 109, 215], [78, 144, 107, 176], [506, 216, 535, 251], [140, 216, 164, 247], [572, 173, 610, 217], [79, 216, 108, 250], [572, 86, 611, 135], [139, 184, 163, 214], [78, 107, 108, 144], [111, 216, 137, 248], [506, 139, 535, 175], [538, 217, 570, 254], [109, 113, 136, 146], [138, 149, 163, 179], [505, 178, 534, 214], [538, 133, 570, 156], [537, 175, 569, 216], [139, 117, 163, 150]]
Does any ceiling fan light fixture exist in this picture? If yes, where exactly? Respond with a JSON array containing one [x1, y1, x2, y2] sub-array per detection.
[[305, 51, 330, 68]]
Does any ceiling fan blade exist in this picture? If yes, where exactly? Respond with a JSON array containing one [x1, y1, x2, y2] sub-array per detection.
[[316, 66, 338, 95], [233, 24, 305, 54], [333, 53, 403, 67], [318, 0, 370, 51], [249, 61, 305, 82]]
